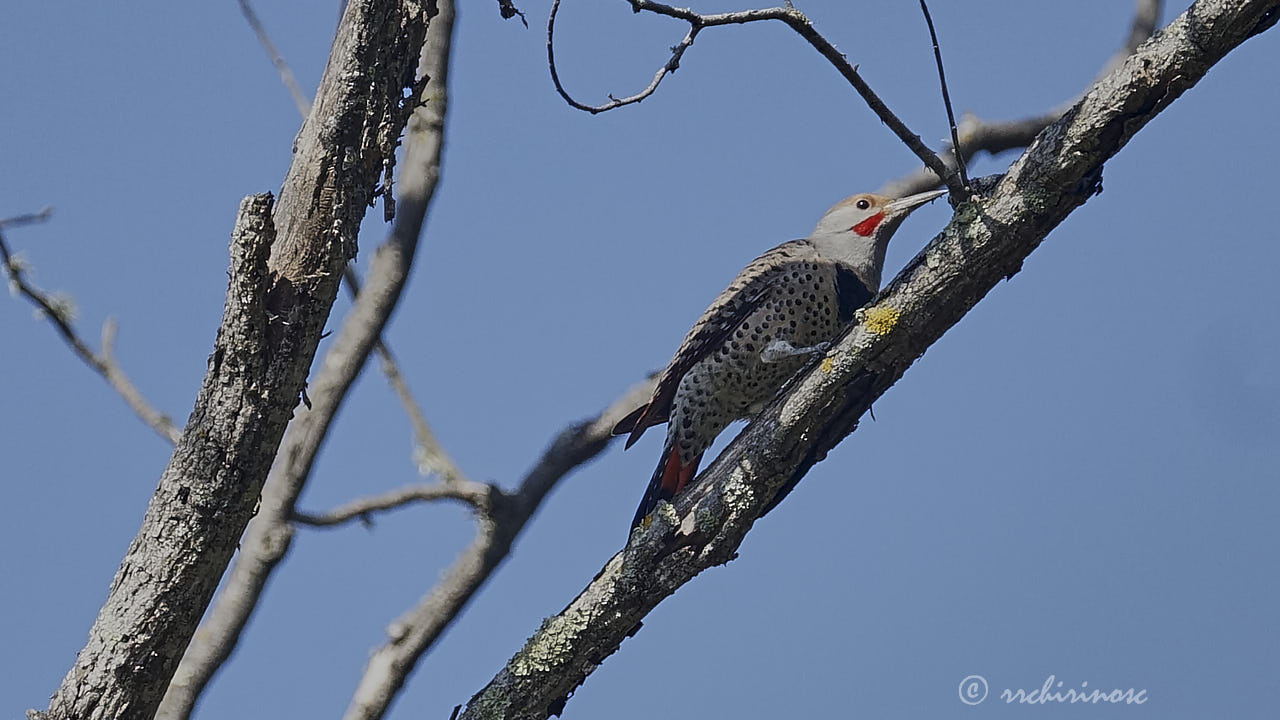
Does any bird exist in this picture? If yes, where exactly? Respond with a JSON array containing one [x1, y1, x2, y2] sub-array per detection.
[[614, 188, 946, 530]]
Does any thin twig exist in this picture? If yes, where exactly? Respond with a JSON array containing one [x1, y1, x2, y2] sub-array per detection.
[[0, 206, 53, 229], [342, 266, 470, 485], [877, 112, 1058, 199], [292, 480, 495, 527], [630, 1, 958, 193], [919, 0, 969, 191], [341, 378, 659, 720], [1, 214, 180, 444], [548, 0, 699, 113], [237, 0, 311, 118], [880, 0, 1165, 199], [546, 0, 961, 194]]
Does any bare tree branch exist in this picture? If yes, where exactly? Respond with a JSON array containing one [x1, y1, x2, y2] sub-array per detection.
[[547, 0, 697, 113], [342, 265, 470, 484], [237, 0, 311, 117], [237, 0, 457, 485], [1, 211, 181, 444], [457, 1, 1278, 717], [387, 339, 469, 483], [876, 110, 1060, 199], [292, 478, 496, 526], [879, 0, 1164, 199], [0, 207, 54, 229], [547, 0, 963, 195], [325, 3, 1171, 716], [918, 0, 969, 190], [30, 3, 435, 719], [154, 4, 455, 719], [342, 378, 658, 720]]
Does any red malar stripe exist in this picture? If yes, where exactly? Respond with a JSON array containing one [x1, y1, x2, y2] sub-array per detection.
[[852, 212, 885, 237]]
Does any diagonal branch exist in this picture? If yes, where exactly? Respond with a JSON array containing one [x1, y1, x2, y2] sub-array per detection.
[[341, 379, 658, 720], [336, 3, 1169, 717], [547, 0, 962, 195], [34, 0, 436, 717], [154, 4, 455, 719], [40, 0, 436, 715], [876, 110, 1060, 199], [918, 0, 969, 190], [237, 0, 446, 473], [244, 0, 455, 485], [880, 0, 1164, 199], [458, 0, 1278, 717], [0, 207, 54, 230], [1, 210, 180, 444], [342, 265, 470, 484], [237, 0, 310, 117]]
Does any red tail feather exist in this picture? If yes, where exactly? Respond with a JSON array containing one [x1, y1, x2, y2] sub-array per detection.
[[665, 445, 706, 497], [632, 446, 703, 530]]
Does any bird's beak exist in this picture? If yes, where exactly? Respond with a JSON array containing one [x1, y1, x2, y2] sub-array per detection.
[[884, 188, 947, 216]]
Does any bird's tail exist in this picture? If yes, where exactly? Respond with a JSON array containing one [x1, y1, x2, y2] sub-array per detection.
[[631, 442, 703, 530]]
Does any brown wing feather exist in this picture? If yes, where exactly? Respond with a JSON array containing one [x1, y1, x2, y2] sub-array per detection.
[[619, 240, 816, 448]]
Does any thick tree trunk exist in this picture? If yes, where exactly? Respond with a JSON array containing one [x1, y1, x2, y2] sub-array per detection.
[[36, 3, 434, 719]]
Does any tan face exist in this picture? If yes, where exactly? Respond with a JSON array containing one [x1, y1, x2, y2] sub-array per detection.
[[814, 189, 948, 240], [814, 193, 894, 238], [842, 193, 893, 236]]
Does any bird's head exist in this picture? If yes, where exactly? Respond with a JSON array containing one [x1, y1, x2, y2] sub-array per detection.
[[812, 188, 948, 240], [809, 188, 947, 290]]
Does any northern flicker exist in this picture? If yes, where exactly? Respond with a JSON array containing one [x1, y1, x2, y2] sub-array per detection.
[[615, 189, 946, 530]]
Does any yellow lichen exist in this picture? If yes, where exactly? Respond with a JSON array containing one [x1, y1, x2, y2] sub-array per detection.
[[820, 356, 835, 374], [863, 305, 900, 335]]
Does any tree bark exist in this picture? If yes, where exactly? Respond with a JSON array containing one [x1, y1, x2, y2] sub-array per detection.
[[341, 379, 656, 720], [37, 2, 434, 719], [457, 1, 1280, 718], [155, 3, 455, 717]]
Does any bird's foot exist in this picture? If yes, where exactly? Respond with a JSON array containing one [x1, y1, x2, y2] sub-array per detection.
[[760, 339, 831, 363]]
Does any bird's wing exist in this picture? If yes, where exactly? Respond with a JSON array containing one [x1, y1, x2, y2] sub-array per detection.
[[616, 240, 816, 448]]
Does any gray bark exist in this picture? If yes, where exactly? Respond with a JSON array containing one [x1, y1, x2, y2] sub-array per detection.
[[458, 1, 1280, 717], [154, 4, 455, 718], [341, 379, 657, 720], [36, 2, 434, 719]]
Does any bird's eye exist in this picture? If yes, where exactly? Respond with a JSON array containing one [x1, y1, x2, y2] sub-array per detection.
[[855, 198, 871, 210]]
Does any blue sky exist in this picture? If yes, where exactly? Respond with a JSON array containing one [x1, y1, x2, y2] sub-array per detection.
[[2, 1, 1277, 718]]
